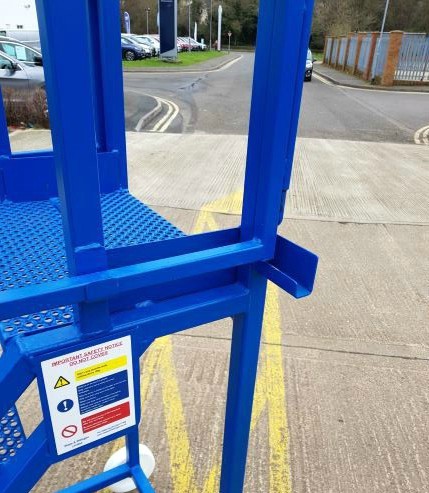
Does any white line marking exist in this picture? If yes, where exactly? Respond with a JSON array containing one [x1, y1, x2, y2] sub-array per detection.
[[150, 96, 180, 133], [214, 55, 243, 72], [150, 98, 173, 132], [135, 95, 162, 132], [158, 100, 180, 133], [125, 89, 180, 133], [414, 125, 429, 145]]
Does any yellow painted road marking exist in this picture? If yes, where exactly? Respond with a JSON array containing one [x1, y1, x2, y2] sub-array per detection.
[[192, 196, 292, 492], [157, 336, 198, 493], [201, 462, 221, 493], [264, 283, 292, 493]]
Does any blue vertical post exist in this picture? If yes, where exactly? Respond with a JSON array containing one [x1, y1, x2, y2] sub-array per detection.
[[35, 0, 110, 331], [220, 271, 267, 493], [221, 0, 315, 491], [91, 0, 128, 188], [241, 0, 315, 251]]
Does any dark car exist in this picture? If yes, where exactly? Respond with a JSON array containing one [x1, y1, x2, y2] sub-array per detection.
[[121, 38, 145, 61], [305, 48, 314, 81]]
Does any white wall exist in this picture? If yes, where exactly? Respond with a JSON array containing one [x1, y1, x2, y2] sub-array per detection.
[[0, 0, 39, 31]]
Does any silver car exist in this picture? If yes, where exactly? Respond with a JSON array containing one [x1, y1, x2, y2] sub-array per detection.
[[0, 51, 45, 102], [0, 37, 43, 66]]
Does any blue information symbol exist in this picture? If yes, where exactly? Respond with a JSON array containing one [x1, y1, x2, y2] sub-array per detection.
[[57, 399, 74, 413]]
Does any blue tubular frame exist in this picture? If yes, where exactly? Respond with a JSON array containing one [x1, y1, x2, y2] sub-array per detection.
[[0, 0, 317, 491]]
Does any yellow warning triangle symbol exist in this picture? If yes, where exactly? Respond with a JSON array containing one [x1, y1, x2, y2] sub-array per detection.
[[54, 376, 70, 389]]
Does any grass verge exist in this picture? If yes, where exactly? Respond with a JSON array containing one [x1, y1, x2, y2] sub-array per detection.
[[123, 50, 227, 68]]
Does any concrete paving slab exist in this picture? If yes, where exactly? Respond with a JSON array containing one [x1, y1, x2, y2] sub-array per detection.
[[286, 349, 429, 493], [277, 219, 429, 347], [10, 131, 429, 224], [130, 134, 429, 224]]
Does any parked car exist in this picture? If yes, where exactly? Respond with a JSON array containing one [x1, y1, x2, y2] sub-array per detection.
[[134, 35, 160, 56], [178, 37, 194, 51], [0, 37, 43, 67], [121, 35, 152, 58], [145, 34, 183, 54], [120, 37, 147, 61], [172, 37, 185, 52], [0, 30, 41, 50], [305, 49, 314, 81], [0, 51, 45, 102], [189, 38, 205, 51]]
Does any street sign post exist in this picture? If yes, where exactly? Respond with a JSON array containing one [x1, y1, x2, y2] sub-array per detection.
[[228, 31, 232, 53], [145, 7, 151, 34]]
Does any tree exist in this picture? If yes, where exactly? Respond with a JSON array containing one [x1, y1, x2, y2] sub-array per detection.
[[311, 0, 429, 50], [119, 0, 429, 50]]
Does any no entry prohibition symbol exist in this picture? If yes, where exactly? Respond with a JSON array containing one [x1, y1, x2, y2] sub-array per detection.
[[61, 425, 78, 439]]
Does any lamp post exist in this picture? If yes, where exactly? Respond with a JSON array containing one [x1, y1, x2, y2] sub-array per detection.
[[187, 1, 192, 52], [209, 0, 213, 51], [371, 0, 390, 83], [217, 4, 222, 51], [145, 7, 151, 34]]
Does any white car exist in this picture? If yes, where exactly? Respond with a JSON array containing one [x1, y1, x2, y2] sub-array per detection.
[[134, 35, 160, 56], [305, 49, 314, 81]]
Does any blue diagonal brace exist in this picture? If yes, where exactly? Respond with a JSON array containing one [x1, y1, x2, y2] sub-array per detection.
[[57, 464, 131, 493], [0, 343, 34, 420], [131, 465, 156, 493], [0, 423, 50, 493]]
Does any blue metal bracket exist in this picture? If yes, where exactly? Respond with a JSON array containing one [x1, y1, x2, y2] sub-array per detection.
[[257, 235, 318, 299]]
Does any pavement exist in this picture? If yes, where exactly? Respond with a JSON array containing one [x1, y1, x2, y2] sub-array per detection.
[[10, 129, 429, 492], [314, 62, 429, 93]]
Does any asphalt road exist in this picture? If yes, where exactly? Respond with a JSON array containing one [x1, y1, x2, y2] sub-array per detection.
[[123, 53, 429, 143]]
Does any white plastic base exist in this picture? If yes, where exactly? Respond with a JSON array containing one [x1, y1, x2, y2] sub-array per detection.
[[103, 444, 155, 493]]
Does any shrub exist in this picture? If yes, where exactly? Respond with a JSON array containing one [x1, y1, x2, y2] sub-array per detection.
[[3, 88, 49, 129]]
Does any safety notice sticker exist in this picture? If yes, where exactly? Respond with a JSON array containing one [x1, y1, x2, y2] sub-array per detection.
[[40, 336, 136, 455]]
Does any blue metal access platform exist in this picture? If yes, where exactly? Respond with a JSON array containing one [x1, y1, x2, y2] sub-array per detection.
[[0, 0, 317, 491]]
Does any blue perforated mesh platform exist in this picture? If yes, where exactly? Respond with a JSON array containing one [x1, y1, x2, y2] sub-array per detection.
[[0, 190, 182, 460], [0, 190, 182, 341]]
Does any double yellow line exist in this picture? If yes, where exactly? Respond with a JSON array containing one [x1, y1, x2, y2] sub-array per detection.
[[104, 192, 292, 492]]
